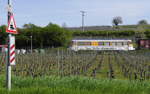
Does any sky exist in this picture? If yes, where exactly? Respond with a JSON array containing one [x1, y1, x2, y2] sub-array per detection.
[[0, 0, 150, 27]]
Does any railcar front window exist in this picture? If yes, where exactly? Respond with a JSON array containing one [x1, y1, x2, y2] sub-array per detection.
[[71, 41, 76, 46], [77, 42, 85, 46], [77, 42, 91, 46]]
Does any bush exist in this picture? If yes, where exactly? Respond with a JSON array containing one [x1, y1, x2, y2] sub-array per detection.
[[72, 30, 136, 37]]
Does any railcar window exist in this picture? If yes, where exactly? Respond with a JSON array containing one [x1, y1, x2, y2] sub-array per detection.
[[77, 42, 85, 46], [98, 42, 104, 46], [109, 42, 112, 46], [92, 42, 98, 46], [146, 40, 150, 45], [104, 42, 110, 46], [77, 42, 91, 46], [111, 42, 116, 46], [123, 42, 128, 45], [140, 40, 145, 46], [85, 42, 91, 45], [71, 41, 74, 46], [117, 42, 122, 46]]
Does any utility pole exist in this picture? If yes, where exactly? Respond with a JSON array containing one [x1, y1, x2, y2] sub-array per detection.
[[80, 11, 86, 32], [6, 0, 12, 91]]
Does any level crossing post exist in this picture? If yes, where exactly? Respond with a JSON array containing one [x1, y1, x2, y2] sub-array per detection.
[[6, 0, 12, 91]]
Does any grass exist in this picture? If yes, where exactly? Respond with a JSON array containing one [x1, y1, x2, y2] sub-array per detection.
[[0, 75, 150, 94]]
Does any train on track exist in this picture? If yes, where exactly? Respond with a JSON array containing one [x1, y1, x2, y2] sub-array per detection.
[[137, 39, 150, 49], [70, 39, 150, 51]]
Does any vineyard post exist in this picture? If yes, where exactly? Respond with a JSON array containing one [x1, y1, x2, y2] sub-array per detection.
[[57, 49, 60, 76], [61, 50, 64, 77], [30, 36, 33, 53], [70, 50, 72, 76]]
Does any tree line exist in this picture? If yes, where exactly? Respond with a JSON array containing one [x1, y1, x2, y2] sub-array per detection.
[[0, 23, 72, 49], [0, 23, 150, 49]]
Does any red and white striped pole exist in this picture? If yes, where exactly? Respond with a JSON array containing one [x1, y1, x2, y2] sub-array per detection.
[[6, 29, 16, 91], [9, 35, 15, 65]]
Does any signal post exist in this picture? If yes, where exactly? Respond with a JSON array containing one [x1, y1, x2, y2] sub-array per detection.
[[6, 0, 17, 90]]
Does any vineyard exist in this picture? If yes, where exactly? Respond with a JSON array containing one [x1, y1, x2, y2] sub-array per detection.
[[0, 49, 149, 80]]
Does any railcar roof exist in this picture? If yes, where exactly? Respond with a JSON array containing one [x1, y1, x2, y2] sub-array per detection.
[[72, 39, 132, 42]]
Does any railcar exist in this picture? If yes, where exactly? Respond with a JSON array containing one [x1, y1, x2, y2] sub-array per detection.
[[70, 39, 135, 51], [137, 39, 150, 49]]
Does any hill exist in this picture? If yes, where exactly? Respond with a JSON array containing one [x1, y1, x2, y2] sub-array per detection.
[[67, 25, 150, 31]]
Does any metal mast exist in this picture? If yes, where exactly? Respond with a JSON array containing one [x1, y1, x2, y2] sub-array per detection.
[[6, 0, 12, 90]]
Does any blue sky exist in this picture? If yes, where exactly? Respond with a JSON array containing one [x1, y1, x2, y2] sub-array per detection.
[[0, 0, 150, 27]]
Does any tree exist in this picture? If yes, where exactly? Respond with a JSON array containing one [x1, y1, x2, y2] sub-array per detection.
[[138, 20, 148, 25], [43, 23, 72, 47], [62, 22, 67, 29], [23, 23, 39, 29], [0, 25, 7, 44], [16, 23, 72, 49], [112, 16, 123, 27]]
